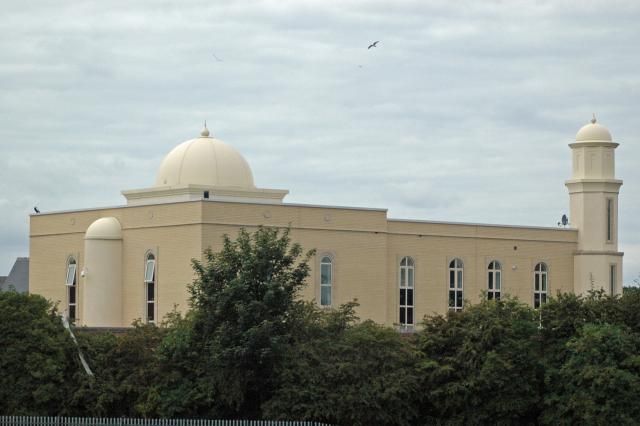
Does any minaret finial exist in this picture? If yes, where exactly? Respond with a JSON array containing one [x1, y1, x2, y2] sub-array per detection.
[[591, 113, 597, 124], [201, 121, 210, 137]]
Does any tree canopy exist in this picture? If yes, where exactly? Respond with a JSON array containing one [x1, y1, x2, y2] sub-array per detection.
[[3, 231, 640, 424]]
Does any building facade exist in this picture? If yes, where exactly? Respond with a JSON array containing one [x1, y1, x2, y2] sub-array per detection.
[[29, 118, 623, 328]]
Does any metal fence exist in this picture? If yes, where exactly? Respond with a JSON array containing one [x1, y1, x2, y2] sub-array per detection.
[[0, 418, 332, 426]]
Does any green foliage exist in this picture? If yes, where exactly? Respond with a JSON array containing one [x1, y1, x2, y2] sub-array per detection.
[[264, 303, 420, 426], [148, 226, 315, 418], [0, 290, 79, 415], [7, 235, 640, 424], [539, 290, 640, 425], [68, 322, 165, 417], [416, 297, 541, 425], [545, 324, 640, 425]]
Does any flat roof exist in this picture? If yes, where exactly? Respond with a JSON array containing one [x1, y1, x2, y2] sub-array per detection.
[[29, 199, 573, 232], [388, 218, 577, 232], [29, 198, 389, 216]]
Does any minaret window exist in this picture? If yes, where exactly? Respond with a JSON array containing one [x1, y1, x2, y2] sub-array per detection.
[[607, 198, 613, 242], [487, 261, 501, 300], [65, 258, 77, 322], [320, 256, 332, 306], [399, 256, 415, 329], [610, 264, 617, 296], [534, 262, 548, 308], [144, 253, 156, 324], [449, 258, 464, 311]]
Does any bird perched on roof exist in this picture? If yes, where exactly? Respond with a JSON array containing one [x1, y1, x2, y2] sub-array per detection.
[[34, 206, 40, 214], [368, 41, 379, 49]]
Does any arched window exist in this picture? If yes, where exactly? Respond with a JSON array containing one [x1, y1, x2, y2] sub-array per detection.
[[65, 257, 77, 322], [534, 262, 548, 308], [487, 261, 502, 300], [320, 256, 332, 306], [399, 257, 415, 329], [448, 258, 464, 312], [145, 253, 156, 323]]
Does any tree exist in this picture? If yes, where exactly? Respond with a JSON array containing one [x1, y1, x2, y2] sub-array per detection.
[[263, 303, 420, 426], [415, 297, 541, 425], [543, 323, 640, 425], [0, 290, 80, 415], [68, 322, 165, 417], [146, 226, 314, 418]]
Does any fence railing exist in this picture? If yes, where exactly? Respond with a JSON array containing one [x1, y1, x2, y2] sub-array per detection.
[[0, 417, 332, 426]]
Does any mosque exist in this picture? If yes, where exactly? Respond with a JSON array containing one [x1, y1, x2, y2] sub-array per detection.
[[29, 118, 623, 328]]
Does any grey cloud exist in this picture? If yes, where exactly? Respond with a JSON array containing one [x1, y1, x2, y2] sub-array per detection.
[[1, 0, 639, 281]]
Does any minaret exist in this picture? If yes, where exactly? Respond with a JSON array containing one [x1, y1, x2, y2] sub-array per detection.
[[566, 115, 623, 295]]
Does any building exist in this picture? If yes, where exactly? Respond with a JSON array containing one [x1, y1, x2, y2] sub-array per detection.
[[0, 257, 29, 293], [28, 118, 623, 328]]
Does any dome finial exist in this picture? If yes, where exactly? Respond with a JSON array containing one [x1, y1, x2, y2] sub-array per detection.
[[201, 121, 210, 137], [591, 113, 597, 124]]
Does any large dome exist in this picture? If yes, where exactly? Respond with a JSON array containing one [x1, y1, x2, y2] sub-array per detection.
[[575, 116, 613, 143], [155, 127, 255, 188]]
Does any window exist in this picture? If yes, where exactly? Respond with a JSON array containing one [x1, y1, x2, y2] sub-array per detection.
[[320, 256, 332, 306], [607, 199, 613, 241], [449, 258, 464, 311], [145, 253, 156, 323], [534, 262, 548, 308], [610, 264, 617, 296], [399, 257, 415, 329], [487, 261, 501, 300], [65, 258, 77, 322]]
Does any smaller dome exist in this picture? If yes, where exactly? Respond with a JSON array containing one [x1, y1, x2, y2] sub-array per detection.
[[575, 116, 613, 142], [85, 217, 122, 240]]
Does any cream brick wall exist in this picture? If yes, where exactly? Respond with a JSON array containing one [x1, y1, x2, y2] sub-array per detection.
[[30, 200, 579, 328]]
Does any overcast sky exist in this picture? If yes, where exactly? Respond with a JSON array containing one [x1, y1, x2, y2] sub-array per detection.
[[1, 0, 639, 283]]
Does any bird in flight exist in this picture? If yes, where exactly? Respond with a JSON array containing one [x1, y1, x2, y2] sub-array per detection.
[[33, 206, 40, 214], [212, 53, 223, 62], [368, 41, 379, 49]]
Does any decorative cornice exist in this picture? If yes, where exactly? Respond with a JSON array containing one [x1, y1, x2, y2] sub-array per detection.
[[574, 250, 624, 256], [569, 142, 619, 148]]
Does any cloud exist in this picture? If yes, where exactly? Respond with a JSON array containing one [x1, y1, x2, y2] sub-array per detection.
[[1, 0, 639, 282]]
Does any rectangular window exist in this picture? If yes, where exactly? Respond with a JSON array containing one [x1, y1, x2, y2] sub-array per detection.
[[68, 286, 76, 321], [147, 282, 155, 301], [66, 264, 77, 286], [320, 263, 331, 285], [610, 264, 617, 296], [321, 285, 331, 306], [144, 259, 156, 283], [320, 259, 332, 306], [607, 199, 613, 241], [147, 282, 155, 323], [147, 300, 155, 323]]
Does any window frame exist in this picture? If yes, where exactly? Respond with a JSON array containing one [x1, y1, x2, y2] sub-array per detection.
[[448, 258, 464, 312], [610, 264, 617, 296], [319, 254, 333, 307], [398, 256, 415, 330], [144, 253, 157, 324], [487, 260, 502, 301], [66, 257, 77, 322], [606, 198, 613, 242], [533, 262, 548, 309]]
